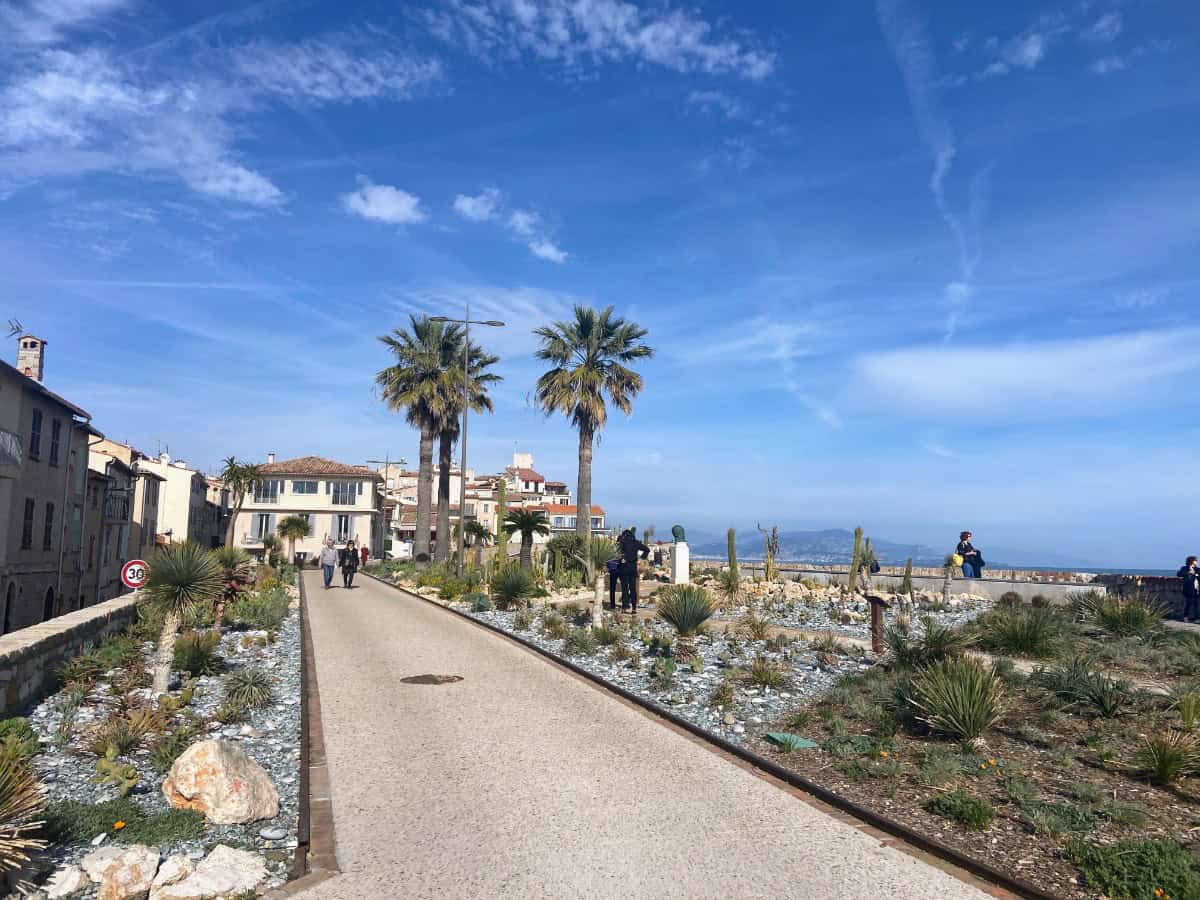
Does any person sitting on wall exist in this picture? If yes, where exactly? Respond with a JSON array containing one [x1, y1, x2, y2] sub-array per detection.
[[1178, 556, 1200, 623], [956, 531, 984, 578]]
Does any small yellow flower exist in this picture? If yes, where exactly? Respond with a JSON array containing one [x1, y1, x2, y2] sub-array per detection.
[[879, 750, 889, 758], [987, 758, 996, 766], [979, 763, 987, 770], [113, 821, 126, 831]]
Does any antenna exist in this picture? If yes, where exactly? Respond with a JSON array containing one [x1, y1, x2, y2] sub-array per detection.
[[6, 319, 22, 338]]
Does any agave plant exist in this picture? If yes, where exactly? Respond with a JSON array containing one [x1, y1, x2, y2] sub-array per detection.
[[1135, 730, 1200, 784], [908, 657, 1005, 750], [886, 616, 975, 669], [656, 585, 716, 660], [0, 753, 46, 874], [210, 546, 253, 631], [222, 669, 273, 709], [143, 544, 224, 695], [491, 566, 534, 610]]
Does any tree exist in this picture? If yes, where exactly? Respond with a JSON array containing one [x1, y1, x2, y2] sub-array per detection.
[[464, 520, 493, 547], [144, 544, 223, 695], [534, 305, 653, 543], [220, 457, 263, 547], [210, 546, 252, 630], [260, 534, 281, 568], [376, 317, 459, 567], [277, 515, 311, 565], [503, 508, 550, 572]]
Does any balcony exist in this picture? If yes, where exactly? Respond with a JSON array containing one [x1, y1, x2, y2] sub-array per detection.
[[251, 494, 280, 504], [0, 428, 22, 479], [241, 534, 265, 546]]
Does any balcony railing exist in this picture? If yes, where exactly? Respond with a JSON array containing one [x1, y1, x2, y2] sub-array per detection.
[[0, 428, 21, 478], [251, 494, 280, 504]]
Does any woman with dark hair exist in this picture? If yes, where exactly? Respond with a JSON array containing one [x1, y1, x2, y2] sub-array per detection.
[[339, 540, 360, 589], [1178, 556, 1200, 623], [956, 531, 983, 579], [618, 529, 650, 613]]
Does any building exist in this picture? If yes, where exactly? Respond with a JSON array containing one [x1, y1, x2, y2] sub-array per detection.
[[536, 504, 607, 536], [233, 456, 384, 563], [137, 453, 217, 546], [86, 451, 134, 604], [90, 439, 165, 560]]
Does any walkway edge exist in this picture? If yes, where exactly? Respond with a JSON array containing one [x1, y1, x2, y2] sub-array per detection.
[[364, 572, 1049, 900]]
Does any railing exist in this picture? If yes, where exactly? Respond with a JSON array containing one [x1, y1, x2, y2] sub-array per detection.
[[251, 494, 280, 504], [241, 534, 265, 545], [0, 428, 22, 476]]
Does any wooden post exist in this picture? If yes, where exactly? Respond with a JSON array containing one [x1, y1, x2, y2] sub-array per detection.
[[868, 594, 888, 655]]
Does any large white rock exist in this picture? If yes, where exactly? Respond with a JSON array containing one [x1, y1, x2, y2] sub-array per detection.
[[45, 864, 89, 898], [149, 856, 195, 900], [153, 845, 267, 900], [81, 846, 125, 883], [162, 740, 279, 825], [97, 845, 159, 900]]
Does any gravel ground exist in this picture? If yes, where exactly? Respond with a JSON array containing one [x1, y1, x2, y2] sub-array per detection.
[[24, 607, 302, 893]]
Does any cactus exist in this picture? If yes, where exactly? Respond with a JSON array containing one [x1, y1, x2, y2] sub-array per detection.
[[727, 528, 738, 581], [860, 538, 877, 593], [942, 554, 956, 605], [758, 524, 780, 582], [846, 527, 863, 596], [900, 557, 914, 621], [90, 747, 138, 797]]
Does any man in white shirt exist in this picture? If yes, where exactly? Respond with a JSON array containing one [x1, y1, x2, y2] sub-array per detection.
[[318, 540, 339, 589]]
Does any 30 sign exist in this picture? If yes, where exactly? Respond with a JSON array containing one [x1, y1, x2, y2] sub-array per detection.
[[121, 559, 149, 589]]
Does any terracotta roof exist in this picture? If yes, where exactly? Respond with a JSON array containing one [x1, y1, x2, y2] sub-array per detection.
[[508, 467, 545, 483], [260, 456, 382, 478], [535, 504, 605, 516]]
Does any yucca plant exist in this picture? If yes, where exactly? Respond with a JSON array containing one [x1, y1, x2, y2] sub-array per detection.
[[173, 630, 222, 678], [144, 544, 223, 695], [491, 566, 534, 610], [0, 753, 46, 874], [656, 585, 716, 660], [744, 655, 788, 688], [1135, 730, 1200, 784], [222, 669, 273, 709], [1030, 656, 1132, 718], [210, 546, 253, 630], [563, 627, 598, 657], [886, 616, 974, 668], [972, 606, 1062, 658], [908, 658, 1005, 749], [1081, 591, 1165, 638], [1178, 692, 1200, 731]]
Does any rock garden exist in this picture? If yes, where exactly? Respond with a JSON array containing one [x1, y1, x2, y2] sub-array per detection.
[[0, 544, 302, 900]]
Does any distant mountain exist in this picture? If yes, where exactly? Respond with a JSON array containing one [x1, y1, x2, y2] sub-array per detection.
[[690, 528, 946, 567]]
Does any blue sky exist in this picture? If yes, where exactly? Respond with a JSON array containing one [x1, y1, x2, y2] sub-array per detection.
[[0, 0, 1196, 568]]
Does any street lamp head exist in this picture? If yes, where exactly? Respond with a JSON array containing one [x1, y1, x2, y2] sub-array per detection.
[[428, 316, 449, 322], [483, 320, 506, 327]]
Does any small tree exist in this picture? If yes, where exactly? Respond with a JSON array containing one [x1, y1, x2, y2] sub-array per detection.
[[144, 544, 223, 695], [210, 546, 252, 630], [465, 520, 493, 547], [220, 457, 263, 547], [277, 515, 311, 566], [260, 534, 281, 568], [504, 509, 550, 572]]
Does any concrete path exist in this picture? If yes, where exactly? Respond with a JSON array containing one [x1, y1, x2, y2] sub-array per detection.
[[298, 571, 991, 900]]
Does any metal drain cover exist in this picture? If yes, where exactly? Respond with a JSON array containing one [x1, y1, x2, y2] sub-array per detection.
[[400, 674, 464, 685]]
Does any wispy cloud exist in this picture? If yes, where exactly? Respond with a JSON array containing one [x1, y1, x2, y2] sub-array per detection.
[[451, 187, 568, 262], [979, 33, 1047, 78], [1090, 56, 1126, 74], [686, 89, 743, 119], [341, 176, 427, 224], [421, 0, 774, 80], [0, 0, 129, 46], [1084, 12, 1123, 43], [452, 187, 501, 222]]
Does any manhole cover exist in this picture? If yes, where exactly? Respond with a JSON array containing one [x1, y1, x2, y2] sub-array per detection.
[[400, 674, 463, 685]]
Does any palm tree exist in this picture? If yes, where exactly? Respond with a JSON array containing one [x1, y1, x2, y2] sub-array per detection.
[[144, 544, 223, 695], [534, 305, 653, 542], [210, 545, 252, 630], [260, 533, 281, 568], [503, 508, 550, 572], [220, 457, 264, 547], [376, 317, 460, 567], [277, 514, 311, 566], [465, 520, 493, 547]]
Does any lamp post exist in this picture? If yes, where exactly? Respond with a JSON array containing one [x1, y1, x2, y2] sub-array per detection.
[[429, 307, 504, 577]]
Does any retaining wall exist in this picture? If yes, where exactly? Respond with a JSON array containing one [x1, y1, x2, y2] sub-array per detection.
[[0, 593, 141, 717], [754, 569, 1098, 604]]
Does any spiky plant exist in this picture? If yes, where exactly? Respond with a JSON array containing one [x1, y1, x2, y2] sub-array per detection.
[[0, 753, 46, 874], [886, 616, 974, 668], [222, 669, 273, 709], [656, 585, 716, 660], [1178, 693, 1200, 732], [503, 509, 550, 573], [491, 566, 535, 610], [275, 515, 311, 568], [908, 657, 1005, 749], [847, 527, 863, 597], [144, 544, 223, 695], [758, 524, 780, 582], [1135, 730, 1200, 784], [210, 546, 252, 631], [744, 655, 788, 688], [726, 528, 738, 583]]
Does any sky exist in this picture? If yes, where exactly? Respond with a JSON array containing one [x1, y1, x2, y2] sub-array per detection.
[[0, 0, 1197, 569]]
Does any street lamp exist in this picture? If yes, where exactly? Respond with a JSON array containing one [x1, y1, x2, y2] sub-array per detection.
[[429, 308, 505, 577]]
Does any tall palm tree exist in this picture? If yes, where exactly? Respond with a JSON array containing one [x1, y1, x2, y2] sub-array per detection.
[[434, 335, 501, 564], [534, 305, 653, 542], [465, 520, 493, 547], [503, 508, 550, 572], [220, 457, 264, 547], [376, 317, 459, 567], [144, 543, 223, 695], [210, 545, 252, 630], [276, 514, 311, 566]]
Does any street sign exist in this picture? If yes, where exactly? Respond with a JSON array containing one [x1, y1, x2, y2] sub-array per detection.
[[121, 559, 149, 590]]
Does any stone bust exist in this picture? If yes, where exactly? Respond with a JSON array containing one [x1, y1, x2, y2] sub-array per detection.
[[671, 524, 686, 543]]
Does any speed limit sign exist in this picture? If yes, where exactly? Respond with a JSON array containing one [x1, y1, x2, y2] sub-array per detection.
[[121, 559, 149, 589]]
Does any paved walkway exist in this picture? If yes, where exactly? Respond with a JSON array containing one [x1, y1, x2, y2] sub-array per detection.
[[298, 571, 990, 900]]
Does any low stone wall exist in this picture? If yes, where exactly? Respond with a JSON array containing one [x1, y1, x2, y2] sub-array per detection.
[[753, 569, 1098, 604], [692, 558, 1103, 585], [0, 593, 141, 717]]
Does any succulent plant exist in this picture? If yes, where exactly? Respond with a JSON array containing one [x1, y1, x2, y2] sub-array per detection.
[[90, 747, 139, 798]]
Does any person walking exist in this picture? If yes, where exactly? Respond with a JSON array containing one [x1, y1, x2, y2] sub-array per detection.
[[605, 556, 622, 610], [340, 540, 360, 589], [360, 545, 369, 568], [318, 540, 338, 589], [956, 531, 984, 579], [1178, 556, 1200, 623], [618, 528, 650, 613]]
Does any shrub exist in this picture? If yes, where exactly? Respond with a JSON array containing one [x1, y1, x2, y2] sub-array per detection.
[[436, 577, 470, 602], [1030, 656, 1133, 718], [917, 748, 967, 787], [492, 568, 535, 610], [997, 591, 1023, 609], [907, 658, 1005, 744], [744, 655, 787, 688], [1135, 731, 1200, 784], [593, 623, 621, 646], [41, 798, 203, 845], [85, 710, 160, 757], [173, 630, 222, 677], [1179, 692, 1200, 731], [57, 654, 103, 690], [609, 643, 637, 665], [741, 614, 770, 641], [1030, 594, 1050, 608], [222, 669, 272, 709], [650, 656, 676, 689], [1067, 838, 1200, 900], [149, 721, 202, 775], [1002, 774, 1040, 807], [716, 569, 740, 602], [215, 699, 248, 725], [0, 719, 38, 762], [972, 606, 1062, 658], [886, 616, 974, 668], [710, 679, 735, 707], [809, 631, 849, 655], [1023, 801, 1095, 838], [657, 585, 716, 636], [94, 635, 143, 670], [563, 628, 597, 657], [1074, 590, 1165, 637], [466, 593, 492, 612], [227, 588, 290, 631], [512, 609, 534, 631], [924, 789, 994, 830], [540, 611, 568, 641], [0, 749, 47, 870]]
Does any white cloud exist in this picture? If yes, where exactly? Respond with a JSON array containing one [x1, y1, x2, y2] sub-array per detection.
[[1085, 12, 1123, 43], [422, 0, 774, 80], [528, 238, 567, 263], [453, 187, 501, 221], [0, 0, 129, 46], [341, 177, 427, 224], [857, 329, 1200, 419], [686, 89, 743, 119], [1090, 56, 1126, 74], [1002, 33, 1045, 69], [507, 208, 539, 236], [231, 36, 442, 103]]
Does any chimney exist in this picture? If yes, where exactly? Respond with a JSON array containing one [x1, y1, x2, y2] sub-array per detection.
[[15, 335, 45, 383], [267, 452, 276, 464]]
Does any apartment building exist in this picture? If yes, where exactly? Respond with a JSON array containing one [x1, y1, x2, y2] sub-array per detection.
[[86, 452, 134, 604], [233, 455, 384, 562], [90, 439, 165, 560], [137, 453, 223, 547]]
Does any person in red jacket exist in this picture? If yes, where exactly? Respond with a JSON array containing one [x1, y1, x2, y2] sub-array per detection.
[[360, 545, 369, 567]]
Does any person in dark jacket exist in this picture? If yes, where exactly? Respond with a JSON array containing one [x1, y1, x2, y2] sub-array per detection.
[[956, 531, 983, 578], [1179, 556, 1200, 623], [339, 541, 360, 588], [605, 556, 622, 610], [618, 529, 650, 613]]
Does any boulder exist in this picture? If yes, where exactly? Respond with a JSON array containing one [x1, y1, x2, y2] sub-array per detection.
[[162, 740, 279, 825], [149, 856, 195, 900], [45, 864, 88, 899], [81, 847, 125, 883], [153, 845, 267, 900], [97, 845, 159, 900]]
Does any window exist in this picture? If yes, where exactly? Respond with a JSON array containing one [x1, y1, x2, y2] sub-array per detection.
[[254, 514, 273, 540], [292, 480, 318, 494], [43, 502, 54, 551], [335, 514, 351, 541], [29, 409, 42, 459], [20, 499, 34, 549], [49, 418, 61, 465], [253, 480, 282, 503], [386, 477, 395, 490], [331, 482, 356, 505], [88, 536, 95, 570]]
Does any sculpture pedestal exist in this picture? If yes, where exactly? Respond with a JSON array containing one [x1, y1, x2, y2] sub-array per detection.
[[670, 542, 690, 585]]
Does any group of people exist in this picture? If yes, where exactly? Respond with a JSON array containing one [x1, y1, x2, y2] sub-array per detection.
[[605, 528, 651, 616], [317, 540, 367, 589]]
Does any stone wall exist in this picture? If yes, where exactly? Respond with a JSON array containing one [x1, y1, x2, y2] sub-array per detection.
[[0, 593, 141, 717], [692, 558, 1103, 584]]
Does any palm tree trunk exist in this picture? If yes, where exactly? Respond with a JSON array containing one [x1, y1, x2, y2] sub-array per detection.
[[576, 421, 593, 542], [435, 430, 453, 564], [152, 608, 182, 696], [943, 566, 953, 605], [224, 494, 242, 547], [212, 592, 230, 632], [521, 535, 532, 571], [415, 429, 434, 567], [288, 537, 296, 566]]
